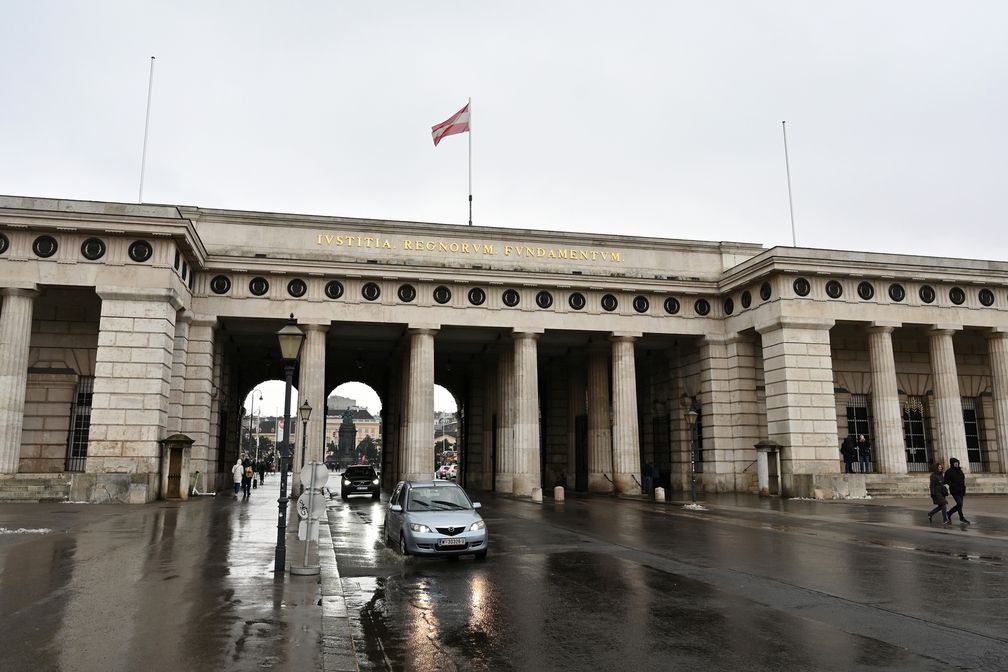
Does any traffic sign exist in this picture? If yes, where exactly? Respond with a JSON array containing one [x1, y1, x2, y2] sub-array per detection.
[[299, 461, 329, 489], [297, 491, 327, 519], [298, 519, 320, 542]]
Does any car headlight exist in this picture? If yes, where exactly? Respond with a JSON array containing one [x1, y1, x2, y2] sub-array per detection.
[[343, 479, 350, 486], [409, 523, 432, 533], [469, 520, 485, 531], [372, 478, 379, 485]]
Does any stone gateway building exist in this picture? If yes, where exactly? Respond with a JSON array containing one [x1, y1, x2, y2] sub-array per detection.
[[1, 195, 1007, 503]]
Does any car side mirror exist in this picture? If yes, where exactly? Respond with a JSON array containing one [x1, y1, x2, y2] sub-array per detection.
[[390, 504, 402, 512], [472, 502, 481, 509]]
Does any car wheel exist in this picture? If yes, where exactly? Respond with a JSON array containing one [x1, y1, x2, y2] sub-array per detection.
[[399, 534, 409, 556]]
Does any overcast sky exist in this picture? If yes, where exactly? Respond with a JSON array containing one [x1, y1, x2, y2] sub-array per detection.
[[3, 2, 1006, 413]]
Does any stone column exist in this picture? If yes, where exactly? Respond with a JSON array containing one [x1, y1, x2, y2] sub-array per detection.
[[403, 328, 436, 481], [0, 287, 38, 474], [496, 341, 515, 493], [699, 334, 733, 491], [987, 329, 1008, 473], [481, 358, 497, 490], [867, 323, 906, 474], [167, 312, 191, 435], [295, 324, 328, 488], [587, 345, 613, 493], [725, 335, 762, 492], [757, 318, 839, 498], [512, 331, 541, 496], [89, 288, 180, 503], [929, 327, 967, 471], [182, 319, 216, 482], [611, 335, 641, 495], [567, 363, 586, 490]]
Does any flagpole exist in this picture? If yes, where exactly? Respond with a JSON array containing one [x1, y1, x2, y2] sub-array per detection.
[[138, 56, 155, 203], [468, 97, 473, 226], [781, 120, 796, 247]]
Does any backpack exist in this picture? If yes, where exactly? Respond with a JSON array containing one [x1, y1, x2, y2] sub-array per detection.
[[244, 466, 254, 478]]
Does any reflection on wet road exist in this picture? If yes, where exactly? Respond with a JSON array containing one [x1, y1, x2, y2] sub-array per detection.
[[328, 492, 1008, 672]]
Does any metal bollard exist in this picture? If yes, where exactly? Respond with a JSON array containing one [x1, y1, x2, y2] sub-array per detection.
[[654, 486, 665, 502], [554, 485, 565, 502]]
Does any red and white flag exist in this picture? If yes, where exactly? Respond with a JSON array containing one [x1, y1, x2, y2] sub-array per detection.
[[431, 102, 470, 146]]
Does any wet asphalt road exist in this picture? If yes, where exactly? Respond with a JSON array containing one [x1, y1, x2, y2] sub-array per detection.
[[328, 490, 1008, 672]]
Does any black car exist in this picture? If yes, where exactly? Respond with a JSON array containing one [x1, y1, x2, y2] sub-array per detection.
[[341, 465, 381, 500]]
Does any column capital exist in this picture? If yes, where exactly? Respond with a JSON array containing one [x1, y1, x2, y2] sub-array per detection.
[[868, 320, 901, 333], [609, 333, 638, 344], [512, 329, 543, 339], [302, 323, 329, 334], [928, 325, 961, 337], [407, 325, 439, 336], [986, 327, 1008, 340], [96, 286, 184, 311], [1, 285, 39, 298], [755, 316, 834, 334]]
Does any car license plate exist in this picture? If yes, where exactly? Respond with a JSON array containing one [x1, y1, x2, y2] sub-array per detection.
[[356, 486, 369, 491], [439, 537, 465, 547]]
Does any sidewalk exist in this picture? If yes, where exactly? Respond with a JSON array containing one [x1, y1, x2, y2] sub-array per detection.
[[0, 476, 351, 672]]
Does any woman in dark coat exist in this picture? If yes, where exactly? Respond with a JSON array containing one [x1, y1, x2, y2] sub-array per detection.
[[944, 457, 970, 524], [928, 462, 950, 525]]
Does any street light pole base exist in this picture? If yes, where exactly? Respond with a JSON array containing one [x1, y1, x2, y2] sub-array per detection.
[[289, 564, 320, 576]]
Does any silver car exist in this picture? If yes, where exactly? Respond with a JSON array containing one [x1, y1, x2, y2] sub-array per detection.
[[384, 480, 488, 559]]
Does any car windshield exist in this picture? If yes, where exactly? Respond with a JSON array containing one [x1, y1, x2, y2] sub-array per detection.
[[407, 486, 472, 512], [344, 467, 375, 479]]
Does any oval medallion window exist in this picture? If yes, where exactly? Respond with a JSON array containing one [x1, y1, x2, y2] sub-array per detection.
[[81, 237, 106, 260], [663, 297, 680, 315], [0, 232, 9, 255], [468, 287, 486, 306], [740, 290, 752, 309], [949, 287, 966, 305], [569, 292, 586, 311], [825, 280, 843, 299], [887, 283, 905, 302], [398, 284, 417, 303], [249, 277, 270, 296], [857, 281, 875, 300], [601, 294, 618, 312], [536, 291, 554, 309], [793, 277, 811, 297], [759, 282, 772, 301], [210, 275, 232, 295], [632, 296, 649, 313], [33, 235, 58, 258], [502, 289, 520, 307], [979, 288, 995, 307], [287, 279, 307, 298], [694, 299, 711, 316], [433, 286, 452, 304], [325, 280, 345, 300], [723, 298, 734, 315], [362, 282, 381, 301], [919, 285, 935, 304], [128, 240, 153, 263]]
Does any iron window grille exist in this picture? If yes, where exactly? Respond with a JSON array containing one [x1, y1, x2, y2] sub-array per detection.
[[902, 395, 932, 472], [845, 394, 874, 472], [962, 397, 987, 472], [65, 376, 94, 472]]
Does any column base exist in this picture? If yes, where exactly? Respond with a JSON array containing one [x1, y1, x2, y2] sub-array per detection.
[[495, 474, 514, 494], [587, 473, 613, 494], [613, 472, 641, 496], [512, 473, 537, 497]]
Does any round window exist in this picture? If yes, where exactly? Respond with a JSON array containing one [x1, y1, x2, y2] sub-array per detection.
[[81, 237, 106, 260], [888, 283, 905, 302], [502, 289, 520, 307], [601, 294, 618, 312], [663, 297, 680, 315], [979, 288, 995, 307], [468, 287, 486, 306], [210, 275, 232, 295], [325, 280, 345, 300], [398, 284, 417, 303], [632, 296, 649, 313], [249, 277, 269, 296], [825, 280, 843, 299], [919, 285, 936, 304], [33, 235, 58, 258], [793, 277, 811, 297], [362, 282, 381, 301], [0, 232, 9, 255], [723, 298, 734, 315], [857, 281, 875, 300], [536, 291, 553, 309], [949, 287, 966, 305], [759, 282, 772, 301], [740, 291, 752, 309], [694, 299, 711, 316], [287, 279, 307, 298], [433, 286, 452, 304], [128, 240, 153, 263], [569, 292, 586, 311]]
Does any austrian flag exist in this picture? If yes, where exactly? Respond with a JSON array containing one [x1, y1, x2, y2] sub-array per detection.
[[431, 103, 470, 146]]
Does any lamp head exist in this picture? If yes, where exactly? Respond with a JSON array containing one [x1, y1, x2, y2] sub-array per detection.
[[299, 398, 312, 423], [276, 314, 305, 363], [685, 408, 698, 427]]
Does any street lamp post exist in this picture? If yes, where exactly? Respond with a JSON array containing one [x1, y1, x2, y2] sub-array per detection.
[[250, 389, 262, 463], [299, 398, 312, 469], [685, 408, 698, 504], [275, 316, 305, 575]]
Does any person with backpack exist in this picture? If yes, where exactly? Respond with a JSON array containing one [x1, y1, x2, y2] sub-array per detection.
[[241, 456, 254, 499], [945, 457, 971, 525], [231, 458, 243, 498]]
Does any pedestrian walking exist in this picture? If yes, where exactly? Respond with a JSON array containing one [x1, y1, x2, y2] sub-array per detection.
[[840, 435, 856, 473], [928, 462, 951, 525], [945, 457, 971, 524], [241, 456, 254, 499], [856, 434, 872, 473], [642, 461, 654, 495], [231, 458, 243, 498], [258, 460, 266, 486]]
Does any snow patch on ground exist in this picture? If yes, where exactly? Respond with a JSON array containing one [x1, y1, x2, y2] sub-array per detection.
[[0, 527, 52, 535], [682, 503, 709, 511]]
